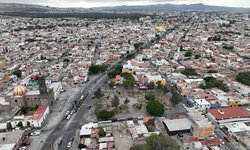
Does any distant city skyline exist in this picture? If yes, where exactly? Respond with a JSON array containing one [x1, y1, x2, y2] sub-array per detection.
[[0, 0, 249, 8]]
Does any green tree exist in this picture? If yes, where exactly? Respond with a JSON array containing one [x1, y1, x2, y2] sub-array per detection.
[[125, 53, 135, 60], [94, 88, 102, 98], [195, 54, 201, 59], [13, 69, 22, 78], [20, 107, 27, 115], [108, 65, 123, 78], [147, 82, 155, 90], [122, 72, 135, 89], [236, 71, 250, 86], [89, 65, 107, 74], [112, 95, 120, 108], [145, 119, 155, 132], [26, 121, 30, 127], [63, 58, 70, 62], [130, 144, 149, 150], [6, 122, 12, 130], [98, 127, 105, 137], [97, 110, 114, 120], [146, 101, 164, 116], [181, 67, 197, 76], [124, 97, 130, 105], [130, 134, 180, 150], [109, 80, 115, 88], [146, 134, 180, 150], [16, 121, 23, 128], [184, 50, 192, 57], [170, 87, 182, 105], [201, 77, 229, 92]]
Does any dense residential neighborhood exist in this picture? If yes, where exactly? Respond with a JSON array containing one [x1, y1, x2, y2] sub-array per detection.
[[0, 3, 250, 150]]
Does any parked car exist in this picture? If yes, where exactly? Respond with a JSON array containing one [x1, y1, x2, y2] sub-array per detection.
[[224, 136, 230, 142], [66, 115, 72, 120], [19, 146, 27, 150], [31, 130, 41, 136], [70, 110, 74, 115]]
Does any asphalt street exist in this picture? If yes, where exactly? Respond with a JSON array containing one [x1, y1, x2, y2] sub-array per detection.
[[41, 74, 108, 150]]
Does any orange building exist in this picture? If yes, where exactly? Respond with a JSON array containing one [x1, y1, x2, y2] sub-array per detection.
[[187, 108, 215, 139]]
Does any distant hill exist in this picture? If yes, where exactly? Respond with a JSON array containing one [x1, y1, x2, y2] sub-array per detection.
[[100, 3, 250, 13], [0, 3, 249, 14]]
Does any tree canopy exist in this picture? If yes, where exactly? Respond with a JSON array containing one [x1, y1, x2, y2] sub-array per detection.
[[146, 100, 164, 116], [112, 95, 120, 108], [130, 134, 180, 150], [16, 121, 23, 128], [236, 71, 250, 86], [200, 77, 229, 92], [108, 65, 123, 78], [98, 127, 105, 137], [13, 69, 22, 78], [184, 50, 192, 57], [147, 82, 155, 90], [170, 87, 182, 105], [122, 72, 135, 89], [94, 88, 102, 98], [89, 65, 107, 74], [181, 67, 197, 76], [97, 110, 114, 120]]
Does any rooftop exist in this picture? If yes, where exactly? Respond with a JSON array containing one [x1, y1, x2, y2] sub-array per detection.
[[31, 105, 48, 120], [0, 130, 25, 150], [163, 118, 192, 132], [208, 107, 250, 120]]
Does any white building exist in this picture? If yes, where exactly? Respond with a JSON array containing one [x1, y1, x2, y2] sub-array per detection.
[[48, 82, 62, 100], [194, 99, 210, 111]]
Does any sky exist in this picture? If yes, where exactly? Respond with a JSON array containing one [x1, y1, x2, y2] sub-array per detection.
[[0, 0, 249, 8]]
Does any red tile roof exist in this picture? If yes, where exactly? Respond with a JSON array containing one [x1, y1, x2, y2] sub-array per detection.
[[31, 105, 48, 120], [208, 107, 250, 120], [2, 76, 11, 83], [201, 137, 221, 146]]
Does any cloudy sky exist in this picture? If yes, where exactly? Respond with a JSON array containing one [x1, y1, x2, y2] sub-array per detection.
[[0, 0, 249, 8]]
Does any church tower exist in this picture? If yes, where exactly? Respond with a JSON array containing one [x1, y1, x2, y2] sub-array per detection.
[[38, 76, 48, 95]]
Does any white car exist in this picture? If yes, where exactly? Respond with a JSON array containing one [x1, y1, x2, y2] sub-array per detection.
[[67, 142, 72, 148], [66, 115, 71, 120], [31, 130, 41, 136], [65, 111, 70, 116], [70, 110, 74, 115]]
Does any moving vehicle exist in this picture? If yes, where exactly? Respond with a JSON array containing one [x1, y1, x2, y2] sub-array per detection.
[[67, 137, 74, 148], [67, 142, 72, 148]]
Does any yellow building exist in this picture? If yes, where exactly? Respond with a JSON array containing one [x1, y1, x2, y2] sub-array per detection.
[[154, 25, 165, 31], [161, 79, 166, 86], [228, 100, 240, 107]]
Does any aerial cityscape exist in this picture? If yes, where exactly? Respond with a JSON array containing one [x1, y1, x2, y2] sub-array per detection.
[[0, 1, 250, 150]]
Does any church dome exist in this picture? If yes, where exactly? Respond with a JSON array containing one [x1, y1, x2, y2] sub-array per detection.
[[13, 85, 28, 96]]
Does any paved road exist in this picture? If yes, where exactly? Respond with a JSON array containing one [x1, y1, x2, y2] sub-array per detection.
[[214, 128, 238, 150], [41, 74, 108, 150]]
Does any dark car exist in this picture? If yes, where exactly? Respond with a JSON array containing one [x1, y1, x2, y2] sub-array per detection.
[[111, 118, 118, 122], [223, 136, 230, 142]]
